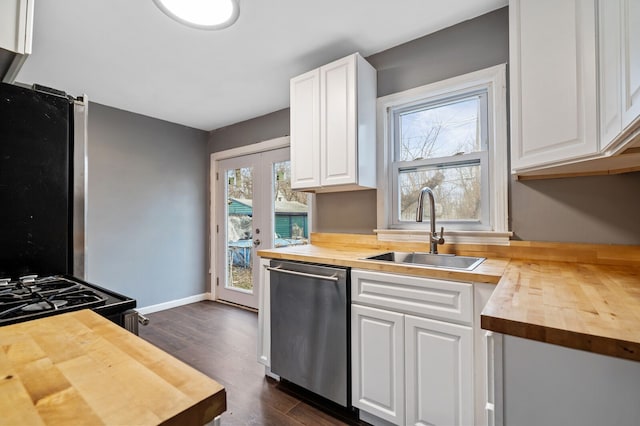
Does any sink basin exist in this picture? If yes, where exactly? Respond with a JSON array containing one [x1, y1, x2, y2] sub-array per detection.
[[364, 251, 485, 271]]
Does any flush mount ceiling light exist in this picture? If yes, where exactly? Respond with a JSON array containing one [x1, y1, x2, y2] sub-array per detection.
[[153, 0, 239, 30]]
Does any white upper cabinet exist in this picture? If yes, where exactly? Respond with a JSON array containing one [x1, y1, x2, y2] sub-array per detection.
[[510, 0, 640, 178], [0, 0, 33, 82], [599, 0, 623, 149], [600, 0, 640, 152], [509, 0, 598, 172], [290, 53, 376, 192], [290, 68, 321, 188], [621, 1, 640, 131]]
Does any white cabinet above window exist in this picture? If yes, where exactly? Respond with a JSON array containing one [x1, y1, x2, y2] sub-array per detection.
[[290, 52, 377, 192], [510, 0, 640, 179]]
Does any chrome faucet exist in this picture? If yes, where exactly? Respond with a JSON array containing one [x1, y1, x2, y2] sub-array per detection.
[[416, 187, 445, 254]]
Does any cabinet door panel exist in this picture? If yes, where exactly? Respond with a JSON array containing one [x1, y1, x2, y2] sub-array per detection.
[[599, 0, 622, 150], [485, 331, 503, 426], [405, 315, 473, 426], [290, 68, 320, 189], [0, 0, 32, 55], [351, 269, 473, 325], [509, 0, 598, 171], [320, 55, 357, 186], [352, 304, 404, 425], [622, 0, 640, 129], [257, 258, 270, 366]]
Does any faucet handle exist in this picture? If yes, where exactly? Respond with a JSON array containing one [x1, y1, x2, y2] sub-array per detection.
[[437, 226, 445, 244]]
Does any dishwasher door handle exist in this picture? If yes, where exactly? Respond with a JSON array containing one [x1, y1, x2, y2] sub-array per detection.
[[265, 265, 340, 282]]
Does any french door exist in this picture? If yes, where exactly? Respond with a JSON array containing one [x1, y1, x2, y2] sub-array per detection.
[[215, 147, 310, 309]]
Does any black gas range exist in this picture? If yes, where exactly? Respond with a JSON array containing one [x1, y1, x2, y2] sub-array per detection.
[[0, 84, 143, 334], [0, 274, 139, 332]]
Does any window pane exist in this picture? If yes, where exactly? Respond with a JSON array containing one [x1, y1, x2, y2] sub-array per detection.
[[398, 96, 481, 161], [272, 161, 310, 248], [398, 163, 481, 222], [226, 167, 254, 291]]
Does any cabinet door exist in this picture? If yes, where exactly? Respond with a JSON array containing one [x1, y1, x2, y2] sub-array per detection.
[[599, 0, 623, 150], [352, 304, 404, 425], [405, 315, 473, 426], [622, 0, 640, 129], [0, 0, 32, 55], [484, 331, 503, 426], [257, 258, 270, 366], [290, 68, 321, 189], [509, 0, 598, 171], [320, 54, 357, 186]]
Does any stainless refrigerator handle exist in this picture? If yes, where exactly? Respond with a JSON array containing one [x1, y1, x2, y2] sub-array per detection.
[[265, 265, 339, 282]]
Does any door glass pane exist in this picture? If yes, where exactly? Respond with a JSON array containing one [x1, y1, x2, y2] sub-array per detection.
[[272, 160, 309, 248], [226, 166, 253, 292], [398, 162, 481, 222]]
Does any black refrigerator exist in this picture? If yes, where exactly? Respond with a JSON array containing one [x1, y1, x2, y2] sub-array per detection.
[[0, 82, 74, 279]]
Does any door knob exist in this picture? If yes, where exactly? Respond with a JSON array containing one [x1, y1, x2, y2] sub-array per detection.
[[253, 239, 261, 247]]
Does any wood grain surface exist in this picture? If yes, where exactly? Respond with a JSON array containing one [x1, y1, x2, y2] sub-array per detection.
[[0, 309, 226, 425], [139, 301, 357, 425], [481, 260, 640, 362], [308, 233, 640, 265], [259, 233, 640, 361], [258, 239, 508, 284]]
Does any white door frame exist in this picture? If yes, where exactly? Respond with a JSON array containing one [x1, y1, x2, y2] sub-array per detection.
[[210, 136, 306, 302]]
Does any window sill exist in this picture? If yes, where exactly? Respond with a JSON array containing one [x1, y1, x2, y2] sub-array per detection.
[[374, 229, 512, 246]]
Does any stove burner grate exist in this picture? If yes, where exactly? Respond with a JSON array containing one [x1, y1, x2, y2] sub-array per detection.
[[22, 300, 68, 312], [0, 276, 112, 324]]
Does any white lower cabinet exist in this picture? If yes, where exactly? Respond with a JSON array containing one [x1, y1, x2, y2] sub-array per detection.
[[352, 305, 404, 424], [257, 257, 271, 367], [351, 269, 476, 426], [490, 334, 640, 426], [405, 315, 473, 426]]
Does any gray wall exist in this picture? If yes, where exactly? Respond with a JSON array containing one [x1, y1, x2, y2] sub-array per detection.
[[207, 108, 290, 153], [209, 7, 640, 245], [87, 103, 209, 307], [511, 174, 640, 244]]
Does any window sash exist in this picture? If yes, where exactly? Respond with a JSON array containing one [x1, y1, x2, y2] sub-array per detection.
[[389, 90, 490, 231], [392, 90, 489, 162], [390, 151, 490, 230]]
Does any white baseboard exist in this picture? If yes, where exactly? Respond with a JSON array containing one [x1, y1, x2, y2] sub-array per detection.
[[137, 293, 213, 314]]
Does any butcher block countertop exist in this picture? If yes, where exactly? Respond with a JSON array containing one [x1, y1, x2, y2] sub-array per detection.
[[482, 260, 640, 362], [258, 233, 640, 362], [0, 309, 226, 426], [258, 241, 507, 284]]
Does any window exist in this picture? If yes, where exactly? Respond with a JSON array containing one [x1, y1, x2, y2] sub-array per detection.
[[377, 65, 508, 238]]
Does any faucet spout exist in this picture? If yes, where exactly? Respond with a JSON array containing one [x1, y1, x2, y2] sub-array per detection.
[[416, 187, 445, 254]]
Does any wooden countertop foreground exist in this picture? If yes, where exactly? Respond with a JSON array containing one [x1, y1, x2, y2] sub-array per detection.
[[481, 260, 640, 362], [259, 233, 640, 362], [0, 309, 226, 426]]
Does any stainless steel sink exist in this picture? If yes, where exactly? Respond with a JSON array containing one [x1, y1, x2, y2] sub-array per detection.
[[363, 251, 485, 271]]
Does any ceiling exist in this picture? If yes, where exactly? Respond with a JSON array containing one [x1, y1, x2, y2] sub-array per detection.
[[16, 0, 507, 131]]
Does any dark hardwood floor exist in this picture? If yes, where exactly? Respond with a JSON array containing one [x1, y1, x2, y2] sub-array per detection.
[[138, 301, 352, 426]]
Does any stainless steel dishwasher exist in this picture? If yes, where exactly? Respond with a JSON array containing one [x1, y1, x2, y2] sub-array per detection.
[[268, 259, 350, 407]]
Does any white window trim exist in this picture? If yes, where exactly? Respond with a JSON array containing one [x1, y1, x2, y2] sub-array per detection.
[[375, 64, 510, 244]]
